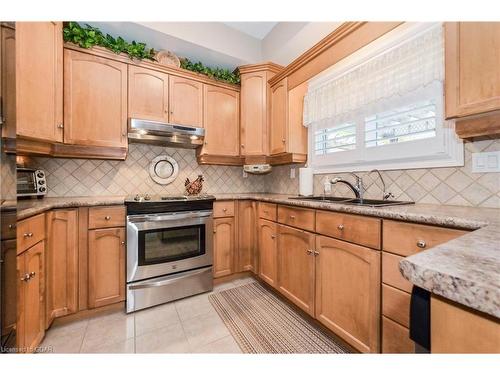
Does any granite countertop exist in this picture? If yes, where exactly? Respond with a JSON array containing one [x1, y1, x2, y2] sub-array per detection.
[[15, 193, 500, 318]]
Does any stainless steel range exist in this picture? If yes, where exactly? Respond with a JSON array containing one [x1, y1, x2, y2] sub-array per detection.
[[125, 194, 215, 313]]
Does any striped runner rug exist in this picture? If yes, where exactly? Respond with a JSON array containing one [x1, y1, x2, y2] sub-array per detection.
[[209, 281, 353, 354]]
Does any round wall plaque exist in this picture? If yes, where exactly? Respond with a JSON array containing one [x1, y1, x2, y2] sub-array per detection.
[[149, 155, 179, 185]]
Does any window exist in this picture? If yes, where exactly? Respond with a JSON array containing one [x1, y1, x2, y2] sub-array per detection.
[[304, 23, 463, 173]]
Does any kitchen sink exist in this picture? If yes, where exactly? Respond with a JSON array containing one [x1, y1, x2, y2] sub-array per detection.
[[289, 196, 414, 207]]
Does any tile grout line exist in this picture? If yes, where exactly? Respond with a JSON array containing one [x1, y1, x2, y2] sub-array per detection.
[[77, 319, 90, 353]]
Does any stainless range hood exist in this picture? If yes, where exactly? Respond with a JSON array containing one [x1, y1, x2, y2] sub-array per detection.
[[128, 119, 205, 149]]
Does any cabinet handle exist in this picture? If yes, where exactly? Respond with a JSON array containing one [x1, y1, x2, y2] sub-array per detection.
[[204, 141, 208, 145], [314, 251, 320, 256], [337, 224, 344, 231], [29, 271, 36, 278], [105, 216, 111, 220], [271, 234, 276, 239], [121, 241, 125, 245], [20, 274, 30, 282], [282, 138, 286, 143], [306, 249, 313, 255], [8, 224, 15, 229], [213, 229, 217, 234], [416, 240, 426, 249], [289, 215, 296, 220], [57, 124, 64, 129], [23, 232, 33, 238], [241, 144, 245, 148], [223, 208, 227, 212], [263, 210, 269, 214]]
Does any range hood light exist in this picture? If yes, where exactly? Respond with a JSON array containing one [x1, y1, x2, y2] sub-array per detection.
[[190, 135, 199, 140], [137, 129, 148, 135]]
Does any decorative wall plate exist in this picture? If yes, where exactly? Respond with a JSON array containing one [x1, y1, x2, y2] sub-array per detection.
[[155, 50, 181, 68], [149, 155, 179, 185]]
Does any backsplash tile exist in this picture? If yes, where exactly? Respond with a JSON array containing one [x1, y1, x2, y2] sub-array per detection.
[[32, 144, 267, 197], [264, 139, 500, 208]]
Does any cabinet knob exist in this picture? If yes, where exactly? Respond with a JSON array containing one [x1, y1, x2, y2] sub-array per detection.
[[241, 144, 245, 148], [289, 215, 295, 220], [57, 124, 64, 129], [121, 241, 125, 245], [314, 251, 320, 256], [23, 232, 33, 238], [271, 234, 276, 239], [213, 229, 217, 234], [223, 208, 227, 212], [204, 141, 208, 145], [282, 138, 286, 143], [20, 274, 30, 282], [306, 249, 313, 255], [8, 224, 15, 229], [416, 240, 426, 249], [337, 224, 344, 231], [105, 216, 111, 220], [29, 271, 36, 278]]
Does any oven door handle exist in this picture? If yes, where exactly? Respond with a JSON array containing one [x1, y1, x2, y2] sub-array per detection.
[[128, 210, 213, 223], [128, 267, 211, 290]]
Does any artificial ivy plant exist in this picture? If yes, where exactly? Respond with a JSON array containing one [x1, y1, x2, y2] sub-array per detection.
[[63, 22, 240, 84]]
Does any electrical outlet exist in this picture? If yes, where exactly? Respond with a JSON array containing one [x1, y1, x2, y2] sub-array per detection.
[[472, 151, 500, 173], [290, 168, 296, 179]]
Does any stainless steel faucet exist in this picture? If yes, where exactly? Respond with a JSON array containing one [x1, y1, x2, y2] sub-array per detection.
[[369, 169, 394, 200], [330, 173, 364, 199]]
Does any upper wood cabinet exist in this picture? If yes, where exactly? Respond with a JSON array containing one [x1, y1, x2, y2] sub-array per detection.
[[1, 24, 16, 140], [198, 84, 240, 162], [213, 217, 235, 278], [270, 78, 288, 155], [277, 224, 315, 316], [315, 235, 381, 353], [45, 209, 78, 328], [17, 241, 45, 352], [88, 227, 125, 308], [445, 22, 500, 119], [16, 22, 63, 142], [128, 65, 169, 122], [258, 219, 278, 288], [169, 75, 203, 127], [237, 200, 256, 273], [64, 49, 128, 148]]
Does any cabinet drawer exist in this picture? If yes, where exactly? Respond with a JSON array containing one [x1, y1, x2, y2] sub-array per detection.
[[277, 205, 315, 232], [316, 211, 381, 249], [382, 316, 415, 353], [258, 202, 277, 221], [88, 206, 125, 229], [382, 284, 411, 328], [383, 220, 467, 257], [17, 213, 45, 255], [1, 212, 16, 240], [213, 201, 235, 218], [382, 252, 413, 293]]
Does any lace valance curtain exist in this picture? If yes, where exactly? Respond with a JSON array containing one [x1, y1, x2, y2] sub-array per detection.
[[303, 25, 444, 129]]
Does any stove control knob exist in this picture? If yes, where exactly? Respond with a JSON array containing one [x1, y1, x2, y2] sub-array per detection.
[[144, 194, 151, 201], [134, 194, 141, 201]]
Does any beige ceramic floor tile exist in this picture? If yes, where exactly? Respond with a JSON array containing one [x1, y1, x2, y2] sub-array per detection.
[[181, 310, 231, 350], [81, 312, 135, 352], [174, 292, 215, 321], [192, 335, 242, 353], [80, 338, 135, 353], [231, 276, 257, 286], [134, 302, 181, 337], [135, 323, 190, 353], [211, 281, 237, 293], [40, 320, 89, 354]]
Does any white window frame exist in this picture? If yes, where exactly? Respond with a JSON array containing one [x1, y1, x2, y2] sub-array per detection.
[[306, 23, 464, 174]]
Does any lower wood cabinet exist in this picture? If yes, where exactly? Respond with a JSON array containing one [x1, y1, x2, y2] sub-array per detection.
[[315, 235, 380, 353], [213, 217, 235, 278], [237, 201, 256, 273], [45, 209, 79, 328], [258, 219, 278, 287], [382, 316, 415, 353], [17, 241, 45, 352], [277, 224, 315, 316], [88, 227, 125, 308]]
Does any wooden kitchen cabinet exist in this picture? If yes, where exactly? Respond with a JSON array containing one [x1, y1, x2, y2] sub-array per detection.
[[237, 200, 256, 273], [17, 241, 45, 352], [88, 227, 126, 308], [169, 75, 203, 127], [1, 239, 16, 336], [270, 78, 288, 155], [64, 49, 128, 149], [213, 217, 235, 278], [45, 209, 78, 328], [277, 224, 315, 316], [258, 219, 278, 288], [16, 22, 63, 143], [315, 235, 380, 353], [445, 22, 500, 120], [1, 24, 16, 141], [198, 84, 240, 164], [128, 65, 169, 122]]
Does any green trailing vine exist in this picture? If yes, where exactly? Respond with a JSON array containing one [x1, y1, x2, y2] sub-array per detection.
[[180, 58, 240, 85], [63, 22, 156, 61], [63, 22, 240, 84]]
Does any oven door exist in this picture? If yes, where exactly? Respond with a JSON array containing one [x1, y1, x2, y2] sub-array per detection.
[[127, 210, 213, 283]]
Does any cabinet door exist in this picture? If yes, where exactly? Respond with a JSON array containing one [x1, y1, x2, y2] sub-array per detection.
[[46, 209, 78, 327], [64, 49, 127, 148], [277, 224, 315, 316], [1, 25, 16, 139], [237, 201, 256, 273], [1, 240, 16, 335], [445, 22, 500, 118], [16, 22, 63, 142], [169, 75, 203, 127], [258, 219, 278, 287], [213, 217, 235, 278], [88, 228, 125, 308], [202, 84, 240, 156], [240, 71, 268, 156], [315, 235, 380, 353], [17, 241, 45, 352], [270, 78, 288, 155]]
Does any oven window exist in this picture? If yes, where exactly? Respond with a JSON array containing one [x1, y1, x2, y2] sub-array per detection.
[[17, 172, 37, 195], [139, 224, 206, 265]]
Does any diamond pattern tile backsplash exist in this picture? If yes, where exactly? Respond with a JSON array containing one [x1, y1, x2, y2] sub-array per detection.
[[31, 139, 500, 208]]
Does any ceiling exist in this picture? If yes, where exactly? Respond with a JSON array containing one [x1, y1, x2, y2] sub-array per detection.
[[223, 22, 278, 39]]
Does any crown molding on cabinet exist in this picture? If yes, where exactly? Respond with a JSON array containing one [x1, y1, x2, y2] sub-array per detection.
[[237, 62, 284, 75]]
